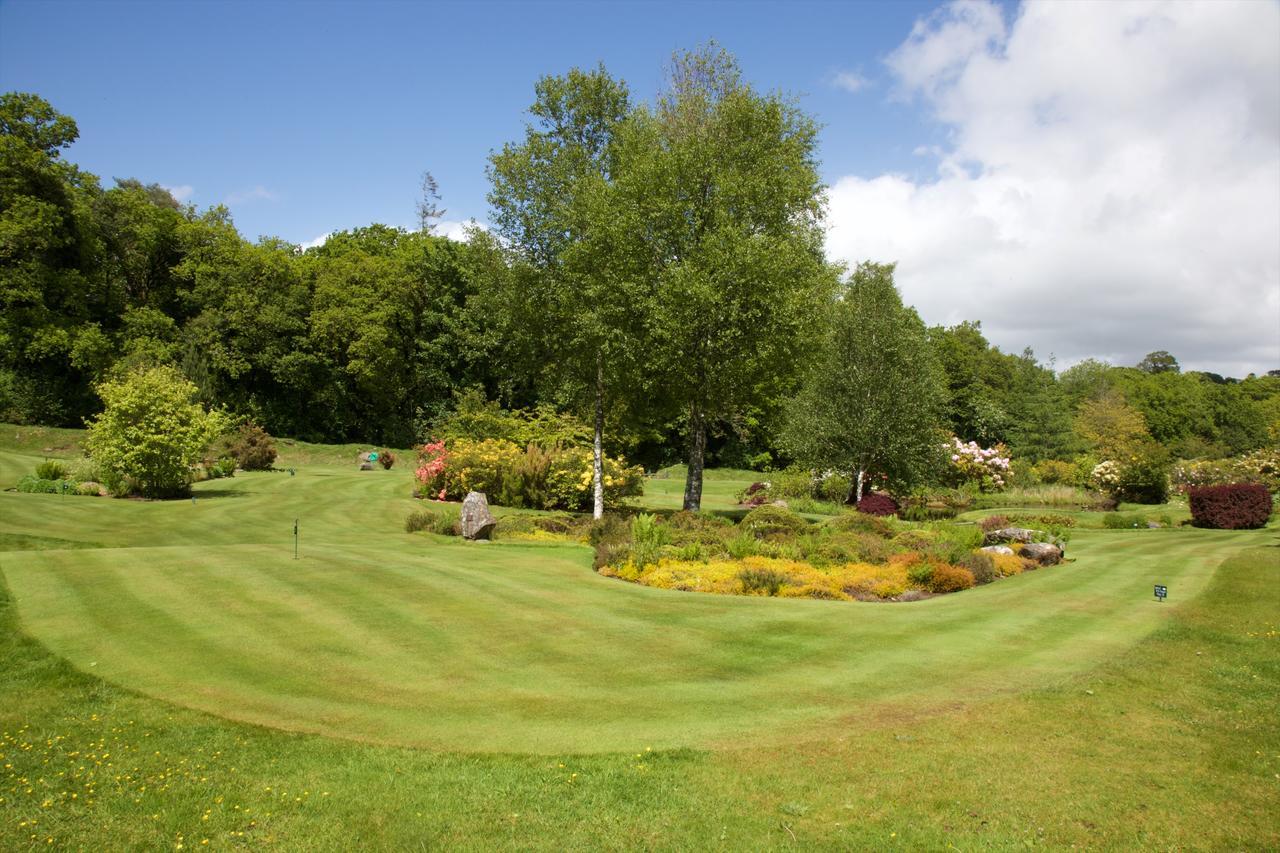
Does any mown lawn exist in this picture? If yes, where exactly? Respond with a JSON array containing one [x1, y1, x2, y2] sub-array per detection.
[[0, 437, 1276, 848]]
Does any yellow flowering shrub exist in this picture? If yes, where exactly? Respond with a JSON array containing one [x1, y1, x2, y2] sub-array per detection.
[[612, 555, 919, 601], [990, 553, 1026, 576]]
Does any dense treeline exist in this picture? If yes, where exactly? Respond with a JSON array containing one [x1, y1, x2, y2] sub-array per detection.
[[2, 54, 1277, 503]]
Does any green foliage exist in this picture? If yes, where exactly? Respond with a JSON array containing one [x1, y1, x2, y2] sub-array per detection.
[[740, 504, 809, 539], [34, 459, 67, 480], [629, 513, 669, 569], [429, 388, 591, 448], [405, 505, 461, 536], [84, 366, 229, 498], [16, 474, 77, 494]]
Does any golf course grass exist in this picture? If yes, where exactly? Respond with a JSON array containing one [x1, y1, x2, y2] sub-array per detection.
[[1, 431, 1277, 848]]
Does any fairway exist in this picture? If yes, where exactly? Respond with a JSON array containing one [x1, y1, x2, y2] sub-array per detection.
[[0, 449, 1264, 753]]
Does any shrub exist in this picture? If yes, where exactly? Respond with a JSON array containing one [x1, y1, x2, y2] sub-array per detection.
[[560, 447, 644, 510], [378, 451, 396, 470], [1102, 513, 1145, 529], [979, 514, 1010, 532], [1032, 459, 1076, 485], [824, 511, 894, 538], [771, 467, 819, 500], [726, 533, 760, 559], [75, 482, 102, 496], [16, 475, 76, 495], [35, 459, 67, 480], [629, 513, 669, 569], [228, 423, 277, 470], [739, 566, 787, 596], [85, 366, 229, 498], [957, 551, 996, 585], [990, 552, 1026, 576], [815, 472, 851, 503], [1189, 483, 1273, 530], [206, 456, 237, 479], [741, 504, 808, 539], [905, 559, 935, 588], [945, 437, 1011, 491], [405, 506, 460, 535], [929, 562, 976, 593], [856, 492, 899, 516]]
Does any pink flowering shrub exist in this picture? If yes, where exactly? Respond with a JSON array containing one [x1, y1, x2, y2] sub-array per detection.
[[414, 439, 449, 499], [945, 437, 1010, 492]]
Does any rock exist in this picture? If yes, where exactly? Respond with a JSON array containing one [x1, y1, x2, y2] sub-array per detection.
[[980, 545, 1014, 556], [1020, 542, 1063, 565], [460, 491, 497, 540], [771, 499, 788, 508], [359, 462, 373, 471], [1147, 521, 1162, 528], [983, 527, 1036, 545]]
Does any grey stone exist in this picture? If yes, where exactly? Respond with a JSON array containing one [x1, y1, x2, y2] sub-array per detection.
[[980, 545, 1015, 556], [1147, 521, 1162, 528], [983, 527, 1036, 545], [1020, 542, 1063, 565], [460, 491, 497, 540]]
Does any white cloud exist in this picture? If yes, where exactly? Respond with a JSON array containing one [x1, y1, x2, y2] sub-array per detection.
[[826, 0, 1280, 377], [831, 70, 871, 93], [225, 185, 279, 205], [433, 219, 489, 242], [162, 184, 194, 202], [300, 232, 332, 250]]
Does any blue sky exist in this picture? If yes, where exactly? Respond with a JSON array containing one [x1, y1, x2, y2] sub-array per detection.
[[1, 0, 955, 244], [2, 0, 1277, 376]]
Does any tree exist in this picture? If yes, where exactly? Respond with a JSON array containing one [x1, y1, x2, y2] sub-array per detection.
[[488, 64, 638, 518], [617, 44, 836, 510], [1073, 388, 1150, 459], [415, 171, 446, 234], [85, 365, 229, 497], [1137, 350, 1180, 374], [781, 262, 946, 503]]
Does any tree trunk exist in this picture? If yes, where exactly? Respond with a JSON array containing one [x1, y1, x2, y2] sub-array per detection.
[[847, 467, 865, 505], [592, 353, 605, 520], [683, 401, 706, 512]]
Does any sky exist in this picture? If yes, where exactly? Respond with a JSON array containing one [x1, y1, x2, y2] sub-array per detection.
[[2, 0, 1277, 377]]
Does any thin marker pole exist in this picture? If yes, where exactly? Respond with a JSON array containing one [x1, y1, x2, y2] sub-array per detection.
[[294, 519, 299, 560]]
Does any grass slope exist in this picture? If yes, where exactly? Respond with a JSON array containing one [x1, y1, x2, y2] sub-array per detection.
[[1, 540, 1276, 848], [0, 447, 1265, 755]]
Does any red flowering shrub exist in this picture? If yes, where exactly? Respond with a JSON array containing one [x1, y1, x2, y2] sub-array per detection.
[[856, 492, 899, 516], [1189, 483, 1273, 529]]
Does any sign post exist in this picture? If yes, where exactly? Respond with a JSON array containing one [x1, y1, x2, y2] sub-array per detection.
[[293, 519, 299, 560], [1154, 584, 1167, 602]]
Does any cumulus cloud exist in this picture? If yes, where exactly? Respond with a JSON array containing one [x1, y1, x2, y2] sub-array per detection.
[[161, 184, 194, 202], [300, 232, 332, 250], [433, 219, 489, 242], [225, 185, 279, 205], [826, 0, 1280, 377], [831, 70, 871, 93]]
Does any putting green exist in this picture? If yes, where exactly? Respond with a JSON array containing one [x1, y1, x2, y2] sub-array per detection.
[[0, 450, 1263, 753]]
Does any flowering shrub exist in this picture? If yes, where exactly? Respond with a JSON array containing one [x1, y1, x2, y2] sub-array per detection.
[[1189, 483, 1273, 529], [945, 437, 1011, 491], [1092, 447, 1169, 504], [1172, 449, 1280, 495], [414, 437, 642, 510], [1031, 459, 1077, 485]]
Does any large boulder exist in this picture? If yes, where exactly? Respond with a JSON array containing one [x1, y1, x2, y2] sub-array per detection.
[[980, 544, 1014, 556], [460, 491, 497, 540], [1020, 542, 1063, 565], [983, 527, 1036, 545]]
